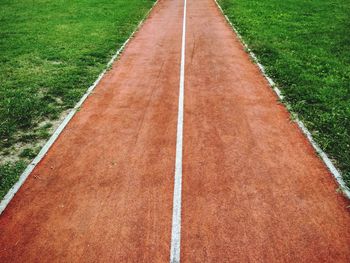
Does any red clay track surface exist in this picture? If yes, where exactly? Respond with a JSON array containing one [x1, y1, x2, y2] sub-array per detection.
[[1, 0, 350, 262]]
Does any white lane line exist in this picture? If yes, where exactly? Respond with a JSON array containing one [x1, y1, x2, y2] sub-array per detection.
[[0, 0, 159, 215], [170, 0, 187, 262], [213, 0, 350, 198]]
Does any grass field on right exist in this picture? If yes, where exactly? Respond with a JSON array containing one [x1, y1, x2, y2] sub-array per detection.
[[218, 0, 350, 188]]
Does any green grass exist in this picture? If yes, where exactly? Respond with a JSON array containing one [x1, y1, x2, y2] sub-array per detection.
[[0, 0, 155, 199], [218, 0, 350, 188], [0, 162, 27, 199]]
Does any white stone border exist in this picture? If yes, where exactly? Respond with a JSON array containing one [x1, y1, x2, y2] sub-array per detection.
[[0, 0, 160, 215], [213, 0, 350, 199]]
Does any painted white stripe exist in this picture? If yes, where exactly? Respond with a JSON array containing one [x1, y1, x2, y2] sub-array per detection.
[[213, 0, 350, 199], [170, 0, 187, 262], [0, 0, 159, 215]]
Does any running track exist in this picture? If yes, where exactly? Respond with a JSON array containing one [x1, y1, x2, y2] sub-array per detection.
[[1, 0, 350, 262]]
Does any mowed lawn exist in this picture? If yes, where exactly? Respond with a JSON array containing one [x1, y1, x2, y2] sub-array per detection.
[[218, 0, 350, 188], [0, 0, 155, 199]]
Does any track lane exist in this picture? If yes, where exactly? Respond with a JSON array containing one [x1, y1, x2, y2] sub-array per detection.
[[181, 0, 350, 262], [0, 1, 183, 262], [1, 0, 349, 262]]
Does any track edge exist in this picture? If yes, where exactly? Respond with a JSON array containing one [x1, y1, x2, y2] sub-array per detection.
[[213, 0, 350, 199], [0, 0, 160, 215]]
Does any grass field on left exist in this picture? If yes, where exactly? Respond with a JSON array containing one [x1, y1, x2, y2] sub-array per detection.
[[0, 0, 155, 200]]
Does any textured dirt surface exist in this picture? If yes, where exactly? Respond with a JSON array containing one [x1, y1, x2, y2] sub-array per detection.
[[1, 0, 350, 262], [181, 0, 350, 262], [0, 0, 182, 262]]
